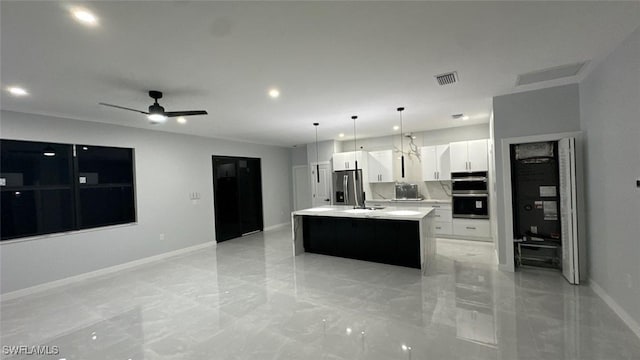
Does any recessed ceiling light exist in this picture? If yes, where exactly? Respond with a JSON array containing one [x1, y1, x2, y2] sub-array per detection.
[[393, 125, 399, 131], [268, 88, 280, 98], [339, 133, 345, 138], [71, 8, 98, 26], [177, 117, 187, 124], [462, 115, 469, 120], [7, 86, 28, 96]]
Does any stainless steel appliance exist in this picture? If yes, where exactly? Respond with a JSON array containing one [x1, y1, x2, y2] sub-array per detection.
[[333, 170, 364, 207], [394, 183, 421, 200], [451, 171, 488, 194], [452, 194, 489, 219], [452, 171, 489, 219]]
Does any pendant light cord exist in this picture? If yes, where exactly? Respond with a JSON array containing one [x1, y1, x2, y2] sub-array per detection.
[[313, 123, 320, 183], [351, 116, 358, 181]]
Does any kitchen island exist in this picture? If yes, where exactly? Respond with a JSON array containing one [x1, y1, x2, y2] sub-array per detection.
[[291, 206, 436, 275]]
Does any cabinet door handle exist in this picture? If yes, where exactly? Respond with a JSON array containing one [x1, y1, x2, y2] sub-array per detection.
[[434, 171, 437, 179], [436, 226, 442, 229], [466, 226, 476, 230], [437, 171, 440, 179]]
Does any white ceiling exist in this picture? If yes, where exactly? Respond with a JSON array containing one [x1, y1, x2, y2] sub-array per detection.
[[1, 1, 638, 147]]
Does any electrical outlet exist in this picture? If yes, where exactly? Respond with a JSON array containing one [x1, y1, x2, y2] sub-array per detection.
[[626, 274, 633, 289], [159, 233, 165, 241]]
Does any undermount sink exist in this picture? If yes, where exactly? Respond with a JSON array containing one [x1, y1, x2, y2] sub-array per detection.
[[386, 210, 421, 216], [343, 209, 374, 214], [305, 207, 334, 212]]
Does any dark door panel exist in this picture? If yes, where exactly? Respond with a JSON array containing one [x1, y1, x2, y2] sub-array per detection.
[[213, 156, 263, 242]]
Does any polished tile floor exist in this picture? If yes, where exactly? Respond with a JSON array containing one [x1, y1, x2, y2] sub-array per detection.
[[2, 226, 639, 359]]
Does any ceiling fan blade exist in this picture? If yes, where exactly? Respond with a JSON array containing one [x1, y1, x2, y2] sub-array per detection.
[[99, 102, 149, 114], [164, 110, 208, 117]]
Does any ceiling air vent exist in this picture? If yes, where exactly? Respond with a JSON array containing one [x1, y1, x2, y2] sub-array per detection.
[[516, 62, 587, 86], [435, 71, 458, 86], [451, 114, 464, 120]]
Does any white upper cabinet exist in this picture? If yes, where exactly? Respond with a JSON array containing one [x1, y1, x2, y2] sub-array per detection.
[[368, 150, 394, 183], [332, 151, 367, 171], [421, 144, 451, 180], [449, 139, 488, 172], [467, 139, 488, 171]]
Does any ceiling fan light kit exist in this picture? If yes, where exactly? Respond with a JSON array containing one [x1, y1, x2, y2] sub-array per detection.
[[99, 90, 208, 125]]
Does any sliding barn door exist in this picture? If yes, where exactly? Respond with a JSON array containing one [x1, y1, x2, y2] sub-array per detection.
[[558, 138, 579, 284]]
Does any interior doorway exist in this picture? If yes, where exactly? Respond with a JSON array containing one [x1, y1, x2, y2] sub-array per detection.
[[311, 162, 332, 207], [212, 156, 264, 242], [501, 133, 583, 284]]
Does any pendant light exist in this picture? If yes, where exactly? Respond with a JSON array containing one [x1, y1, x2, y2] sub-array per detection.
[[313, 122, 320, 183], [397, 107, 405, 178], [351, 115, 358, 180]]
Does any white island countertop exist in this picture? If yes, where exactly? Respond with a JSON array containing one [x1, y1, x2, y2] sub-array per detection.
[[292, 205, 434, 221]]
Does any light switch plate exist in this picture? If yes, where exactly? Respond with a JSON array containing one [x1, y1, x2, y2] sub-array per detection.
[[79, 177, 87, 184], [0, 178, 5, 186]]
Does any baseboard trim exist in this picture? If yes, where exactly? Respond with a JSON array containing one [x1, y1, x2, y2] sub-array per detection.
[[1, 241, 215, 301], [264, 222, 290, 232], [590, 279, 640, 339]]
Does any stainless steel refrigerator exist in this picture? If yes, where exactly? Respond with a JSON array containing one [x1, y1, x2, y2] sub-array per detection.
[[333, 170, 364, 207]]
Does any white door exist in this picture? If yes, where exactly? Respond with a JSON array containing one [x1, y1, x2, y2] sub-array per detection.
[[468, 139, 488, 171], [436, 145, 451, 180], [421, 146, 438, 181], [559, 137, 579, 284], [449, 141, 469, 172], [292, 166, 311, 210], [311, 163, 332, 207]]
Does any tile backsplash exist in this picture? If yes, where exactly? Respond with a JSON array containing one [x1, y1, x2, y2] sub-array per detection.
[[369, 181, 452, 201]]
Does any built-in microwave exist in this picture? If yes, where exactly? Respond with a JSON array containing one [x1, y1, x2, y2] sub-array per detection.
[[452, 194, 489, 219], [451, 171, 488, 194]]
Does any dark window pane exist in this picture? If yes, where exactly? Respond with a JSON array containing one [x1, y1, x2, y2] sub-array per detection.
[[77, 145, 133, 184], [0, 140, 73, 186], [78, 186, 135, 228], [1, 189, 74, 239]]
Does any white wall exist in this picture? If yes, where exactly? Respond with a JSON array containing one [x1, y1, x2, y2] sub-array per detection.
[[291, 145, 308, 166], [492, 84, 582, 266], [579, 27, 640, 328], [0, 110, 292, 294]]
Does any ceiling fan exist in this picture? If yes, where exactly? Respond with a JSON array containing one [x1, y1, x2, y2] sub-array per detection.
[[99, 90, 208, 124]]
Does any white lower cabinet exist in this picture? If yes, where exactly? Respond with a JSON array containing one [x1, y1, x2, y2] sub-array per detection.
[[434, 222, 453, 236], [452, 219, 491, 238]]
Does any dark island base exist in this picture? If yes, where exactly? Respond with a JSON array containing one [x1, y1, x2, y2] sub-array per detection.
[[302, 215, 421, 268]]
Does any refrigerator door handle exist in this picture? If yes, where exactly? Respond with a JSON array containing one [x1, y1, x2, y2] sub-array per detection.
[[343, 175, 349, 203]]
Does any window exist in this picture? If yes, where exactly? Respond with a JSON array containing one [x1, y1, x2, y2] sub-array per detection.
[[0, 140, 136, 240]]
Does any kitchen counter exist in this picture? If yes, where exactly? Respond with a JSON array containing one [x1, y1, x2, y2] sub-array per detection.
[[291, 206, 436, 274], [292, 205, 434, 221]]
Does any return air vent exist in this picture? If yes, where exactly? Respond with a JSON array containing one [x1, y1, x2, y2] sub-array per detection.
[[516, 62, 587, 86], [435, 71, 458, 86]]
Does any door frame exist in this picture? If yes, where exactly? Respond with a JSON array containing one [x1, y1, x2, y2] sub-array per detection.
[[499, 131, 585, 278], [310, 161, 332, 206]]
